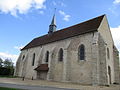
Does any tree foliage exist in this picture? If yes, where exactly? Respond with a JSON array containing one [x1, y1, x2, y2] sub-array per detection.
[[0, 58, 3, 67], [3, 59, 13, 68], [0, 58, 14, 76]]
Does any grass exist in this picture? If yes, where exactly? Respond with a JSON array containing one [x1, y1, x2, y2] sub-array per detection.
[[0, 87, 24, 90], [0, 75, 18, 78]]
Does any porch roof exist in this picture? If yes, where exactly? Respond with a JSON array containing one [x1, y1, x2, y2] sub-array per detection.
[[34, 64, 49, 71]]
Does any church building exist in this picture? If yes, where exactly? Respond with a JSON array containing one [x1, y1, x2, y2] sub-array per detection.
[[14, 14, 120, 86]]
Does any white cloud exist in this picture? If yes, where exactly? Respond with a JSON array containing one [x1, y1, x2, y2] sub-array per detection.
[[109, 0, 120, 16], [113, 0, 120, 4], [110, 26, 120, 59], [14, 46, 24, 50], [39, 10, 44, 14], [0, 52, 19, 65], [34, 0, 46, 9], [110, 26, 120, 47], [108, 7, 119, 16], [0, 0, 46, 17], [59, 10, 71, 21], [52, 1, 66, 7]]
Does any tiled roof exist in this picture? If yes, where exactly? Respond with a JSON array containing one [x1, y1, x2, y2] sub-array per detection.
[[21, 15, 105, 50]]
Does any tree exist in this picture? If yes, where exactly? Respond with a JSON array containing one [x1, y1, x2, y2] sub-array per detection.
[[0, 58, 14, 76], [0, 58, 3, 67], [3, 59, 13, 68], [2, 59, 14, 76]]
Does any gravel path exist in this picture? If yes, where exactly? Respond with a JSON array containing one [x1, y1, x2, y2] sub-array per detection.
[[0, 78, 119, 90]]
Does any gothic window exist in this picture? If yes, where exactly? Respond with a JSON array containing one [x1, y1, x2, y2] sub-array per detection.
[[108, 66, 111, 84], [22, 55, 25, 60], [58, 48, 63, 61], [45, 51, 49, 62], [32, 53, 35, 66], [107, 48, 110, 59], [79, 44, 85, 60]]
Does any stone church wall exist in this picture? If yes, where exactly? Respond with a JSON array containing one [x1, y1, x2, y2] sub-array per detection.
[[67, 32, 94, 85], [113, 47, 120, 84], [15, 32, 96, 84], [98, 16, 115, 84], [98, 34, 108, 85]]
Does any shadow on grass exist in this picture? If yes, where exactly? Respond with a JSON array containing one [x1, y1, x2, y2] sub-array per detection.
[[0, 87, 25, 90]]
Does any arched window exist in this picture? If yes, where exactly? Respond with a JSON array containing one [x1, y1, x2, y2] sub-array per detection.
[[46, 51, 49, 62], [107, 48, 110, 59], [79, 44, 85, 60], [32, 53, 35, 66], [108, 66, 111, 84], [58, 48, 63, 61], [22, 55, 25, 60]]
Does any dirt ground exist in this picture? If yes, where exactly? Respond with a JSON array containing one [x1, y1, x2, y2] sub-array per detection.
[[0, 78, 119, 90]]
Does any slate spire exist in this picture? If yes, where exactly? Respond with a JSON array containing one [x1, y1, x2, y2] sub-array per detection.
[[48, 12, 57, 34]]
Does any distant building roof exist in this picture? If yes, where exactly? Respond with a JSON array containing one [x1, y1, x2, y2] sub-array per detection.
[[21, 15, 105, 50]]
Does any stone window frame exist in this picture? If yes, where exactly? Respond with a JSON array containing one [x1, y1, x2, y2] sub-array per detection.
[[78, 44, 85, 61], [58, 48, 64, 62], [45, 51, 49, 63], [32, 53, 35, 66]]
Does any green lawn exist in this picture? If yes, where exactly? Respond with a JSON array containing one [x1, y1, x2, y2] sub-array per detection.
[[0, 75, 18, 78], [0, 87, 24, 90]]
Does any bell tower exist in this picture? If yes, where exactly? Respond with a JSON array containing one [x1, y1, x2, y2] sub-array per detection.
[[48, 14, 57, 34]]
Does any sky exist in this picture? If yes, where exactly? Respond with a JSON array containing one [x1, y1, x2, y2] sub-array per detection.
[[0, 0, 120, 65]]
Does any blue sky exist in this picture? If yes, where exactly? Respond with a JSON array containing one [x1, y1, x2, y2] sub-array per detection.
[[0, 0, 120, 64]]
